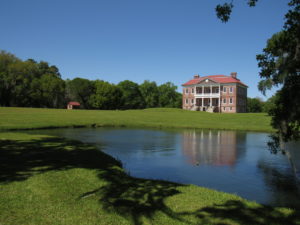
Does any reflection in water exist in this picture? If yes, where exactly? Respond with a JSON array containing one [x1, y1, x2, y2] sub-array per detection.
[[141, 131, 176, 153], [24, 128, 300, 209], [257, 158, 300, 209], [182, 130, 239, 166]]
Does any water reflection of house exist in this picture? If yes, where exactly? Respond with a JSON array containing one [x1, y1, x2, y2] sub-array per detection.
[[182, 130, 237, 166]]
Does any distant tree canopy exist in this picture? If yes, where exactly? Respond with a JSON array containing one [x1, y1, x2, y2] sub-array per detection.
[[89, 80, 123, 110], [247, 97, 263, 113], [0, 50, 182, 110], [158, 82, 181, 108], [66, 78, 94, 109], [139, 80, 159, 108], [0, 51, 65, 108], [118, 80, 145, 109], [246, 96, 279, 113]]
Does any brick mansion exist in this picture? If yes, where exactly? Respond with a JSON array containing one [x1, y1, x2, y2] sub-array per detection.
[[182, 72, 247, 113]]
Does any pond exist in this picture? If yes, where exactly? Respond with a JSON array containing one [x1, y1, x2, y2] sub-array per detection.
[[27, 128, 300, 209]]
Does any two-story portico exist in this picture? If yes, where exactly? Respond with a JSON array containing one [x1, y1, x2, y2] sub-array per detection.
[[182, 73, 247, 113]]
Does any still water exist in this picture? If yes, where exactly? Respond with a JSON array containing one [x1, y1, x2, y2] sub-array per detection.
[[28, 128, 300, 208]]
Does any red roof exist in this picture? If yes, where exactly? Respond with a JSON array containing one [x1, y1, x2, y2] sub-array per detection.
[[182, 75, 248, 87], [68, 101, 80, 106]]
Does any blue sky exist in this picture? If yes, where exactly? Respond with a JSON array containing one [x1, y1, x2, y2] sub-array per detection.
[[0, 0, 289, 99]]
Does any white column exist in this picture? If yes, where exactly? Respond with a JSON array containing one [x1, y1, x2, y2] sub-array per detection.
[[219, 84, 221, 113], [210, 97, 212, 107], [201, 98, 203, 107]]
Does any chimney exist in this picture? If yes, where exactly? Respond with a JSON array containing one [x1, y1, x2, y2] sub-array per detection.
[[194, 74, 200, 79], [230, 72, 237, 79]]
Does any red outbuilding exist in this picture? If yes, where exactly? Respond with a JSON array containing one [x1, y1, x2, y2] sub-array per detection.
[[67, 101, 80, 110]]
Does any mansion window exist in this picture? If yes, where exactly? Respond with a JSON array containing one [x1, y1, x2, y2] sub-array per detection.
[[230, 98, 233, 104], [230, 87, 233, 93], [223, 87, 227, 92], [185, 99, 188, 104], [191, 99, 194, 104], [185, 89, 188, 94], [223, 98, 226, 104]]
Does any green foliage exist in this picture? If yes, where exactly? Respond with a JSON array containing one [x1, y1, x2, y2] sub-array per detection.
[[174, 92, 183, 108], [216, 0, 300, 145], [118, 80, 145, 109], [262, 94, 277, 113], [0, 51, 65, 108], [247, 97, 264, 113], [215, 3, 233, 23], [89, 80, 122, 109], [38, 74, 65, 108], [158, 82, 180, 108], [0, 50, 181, 110], [268, 77, 300, 142], [256, 1, 300, 143], [66, 78, 94, 109], [215, 0, 257, 22], [139, 80, 159, 108]]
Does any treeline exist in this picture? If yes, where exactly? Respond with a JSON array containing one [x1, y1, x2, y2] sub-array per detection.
[[0, 50, 182, 109], [247, 96, 276, 113]]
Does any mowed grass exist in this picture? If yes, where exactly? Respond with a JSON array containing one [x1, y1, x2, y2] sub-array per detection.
[[0, 107, 273, 132], [1, 133, 298, 225]]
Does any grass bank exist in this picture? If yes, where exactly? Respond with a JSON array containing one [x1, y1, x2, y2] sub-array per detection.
[[0, 132, 298, 225], [0, 107, 274, 132]]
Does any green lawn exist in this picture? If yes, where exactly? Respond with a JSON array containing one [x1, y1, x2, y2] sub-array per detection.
[[0, 133, 298, 225], [2, 107, 295, 225], [0, 107, 274, 132]]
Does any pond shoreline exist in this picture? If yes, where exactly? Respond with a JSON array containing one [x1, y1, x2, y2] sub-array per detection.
[[3, 108, 298, 225], [0, 132, 299, 225]]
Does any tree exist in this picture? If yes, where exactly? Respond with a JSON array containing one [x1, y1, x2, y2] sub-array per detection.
[[174, 92, 183, 108], [118, 80, 145, 109], [247, 97, 264, 113], [89, 80, 122, 110], [215, 0, 258, 23], [157, 82, 179, 108], [38, 74, 65, 108], [262, 94, 277, 113], [66, 78, 94, 109], [215, 0, 300, 147], [0, 51, 21, 106], [0, 50, 66, 108], [139, 80, 159, 108]]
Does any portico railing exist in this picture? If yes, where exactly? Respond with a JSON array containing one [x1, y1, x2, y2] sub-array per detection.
[[195, 85, 220, 97], [195, 93, 220, 98]]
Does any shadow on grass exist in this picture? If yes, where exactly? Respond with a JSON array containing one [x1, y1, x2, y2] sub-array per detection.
[[0, 137, 120, 183], [1, 137, 299, 225], [178, 200, 300, 225], [0, 137, 184, 224]]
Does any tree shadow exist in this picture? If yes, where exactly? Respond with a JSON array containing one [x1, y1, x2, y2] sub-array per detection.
[[0, 136, 185, 225], [0, 137, 121, 183], [178, 200, 300, 225], [81, 170, 187, 225], [1, 136, 299, 225]]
